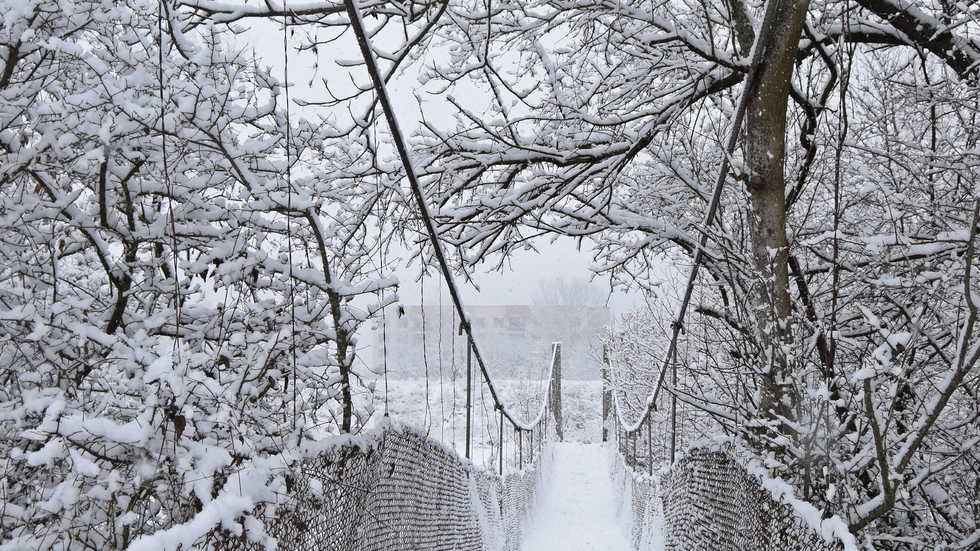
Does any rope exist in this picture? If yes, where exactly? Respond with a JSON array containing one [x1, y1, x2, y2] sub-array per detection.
[[158, 0, 181, 356], [420, 270, 432, 434], [371, 86, 389, 418], [438, 275, 445, 441], [381, 303, 389, 417], [451, 306, 458, 442]]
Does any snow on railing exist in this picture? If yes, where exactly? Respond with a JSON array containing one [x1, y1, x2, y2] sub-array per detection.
[[610, 441, 856, 551]]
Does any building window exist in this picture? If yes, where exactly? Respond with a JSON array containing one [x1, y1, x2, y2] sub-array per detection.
[[493, 318, 504, 328]]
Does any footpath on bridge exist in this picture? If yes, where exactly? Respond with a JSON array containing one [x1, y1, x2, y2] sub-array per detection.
[[521, 442, 638, 551]]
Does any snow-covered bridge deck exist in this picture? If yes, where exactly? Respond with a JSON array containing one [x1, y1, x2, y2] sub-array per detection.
[[521, 443, 636, 551]]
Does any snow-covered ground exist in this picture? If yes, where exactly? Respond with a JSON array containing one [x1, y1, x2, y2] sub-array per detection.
[[522, 442, 643, 551]]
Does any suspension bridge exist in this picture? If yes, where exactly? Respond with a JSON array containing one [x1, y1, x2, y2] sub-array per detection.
[[177, 4, 847, 549], [199, 341, 855, 551]]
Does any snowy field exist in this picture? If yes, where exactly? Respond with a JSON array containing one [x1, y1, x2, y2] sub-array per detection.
[[370, 377, 603, 468]]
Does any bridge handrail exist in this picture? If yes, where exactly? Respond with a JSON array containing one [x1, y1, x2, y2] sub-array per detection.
[[605, 357, 858, 551], [200, 419, 550, 551]]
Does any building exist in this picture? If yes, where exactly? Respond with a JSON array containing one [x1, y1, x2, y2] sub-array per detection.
[[372, 304, 610, 379]]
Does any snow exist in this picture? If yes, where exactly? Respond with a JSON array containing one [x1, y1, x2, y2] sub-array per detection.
[[521, 443, 639, 551]]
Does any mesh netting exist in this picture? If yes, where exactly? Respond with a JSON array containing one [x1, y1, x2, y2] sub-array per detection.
[[611, 445, 844, 551], [201, 424, 549, 551], [609, 446, 666, 550]]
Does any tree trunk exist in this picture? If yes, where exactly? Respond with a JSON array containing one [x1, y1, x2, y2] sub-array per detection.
[[742, 0, 809, 431]]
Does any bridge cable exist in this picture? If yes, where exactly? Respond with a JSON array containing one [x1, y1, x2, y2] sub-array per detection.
[[281, 3, 300, 431], [451, 306, 458, 441], [371, 88, 389, 417], [344, 0, 543, 431], [158, 0, 181, 360], [381, 299, 390, 416], [438, 273, 446, 441], [420, 271, 432, 434]]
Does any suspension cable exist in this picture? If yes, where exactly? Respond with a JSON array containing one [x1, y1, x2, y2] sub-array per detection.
[[380, 230, 390, 417], [344, 0, 537, 430], [421, 271, 432, 434], [438, 274, 445, 441]]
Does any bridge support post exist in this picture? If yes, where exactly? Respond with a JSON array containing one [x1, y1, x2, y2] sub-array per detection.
[[530, 427, 534, 464], [517, 428, 523, 468], [617, 416, 622, 457], [631, 430, 636, 468], [551, 342, 563, 441], [670, 353, 677, 464], [601, 345, 611, 442], [465, 335, 472, 460], [647, 413, 653, 476], [499, 410, 504, 475]]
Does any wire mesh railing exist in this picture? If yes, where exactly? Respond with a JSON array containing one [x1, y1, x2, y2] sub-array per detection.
[[200, 422, 549, 551], [197, 342, 562, 551], [604, 348, 855, 551]]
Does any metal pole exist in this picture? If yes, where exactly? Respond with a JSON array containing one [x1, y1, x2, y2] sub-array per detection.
[[530, 427, 535, 464], [601, 345, 610, 442], [466, 335, 473, 460], [553, 342, 563, 441], [545, 397, 550, 440], [647, 413, 653, 476], [631, 430, 636, 468], [670, 355, 677, 464], [618, 418, 623, 457], [499, 410, 504, 476], [518, 429, 523, 468]]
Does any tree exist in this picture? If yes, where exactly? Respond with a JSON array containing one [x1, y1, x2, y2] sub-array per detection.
[[176, 0, 979, 544], [0, 1, 398, 547]]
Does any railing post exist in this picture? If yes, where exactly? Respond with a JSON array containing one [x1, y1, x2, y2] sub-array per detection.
[[465, 335, 472, 460], [518, 428, 523, 468], [670, 353, 677, 464], [633, 430, 637, 467], [601, 345, 611, 442], [617, 417, 622, 457], [647, 412, 653, 476], [530, 427, 534, 464]]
